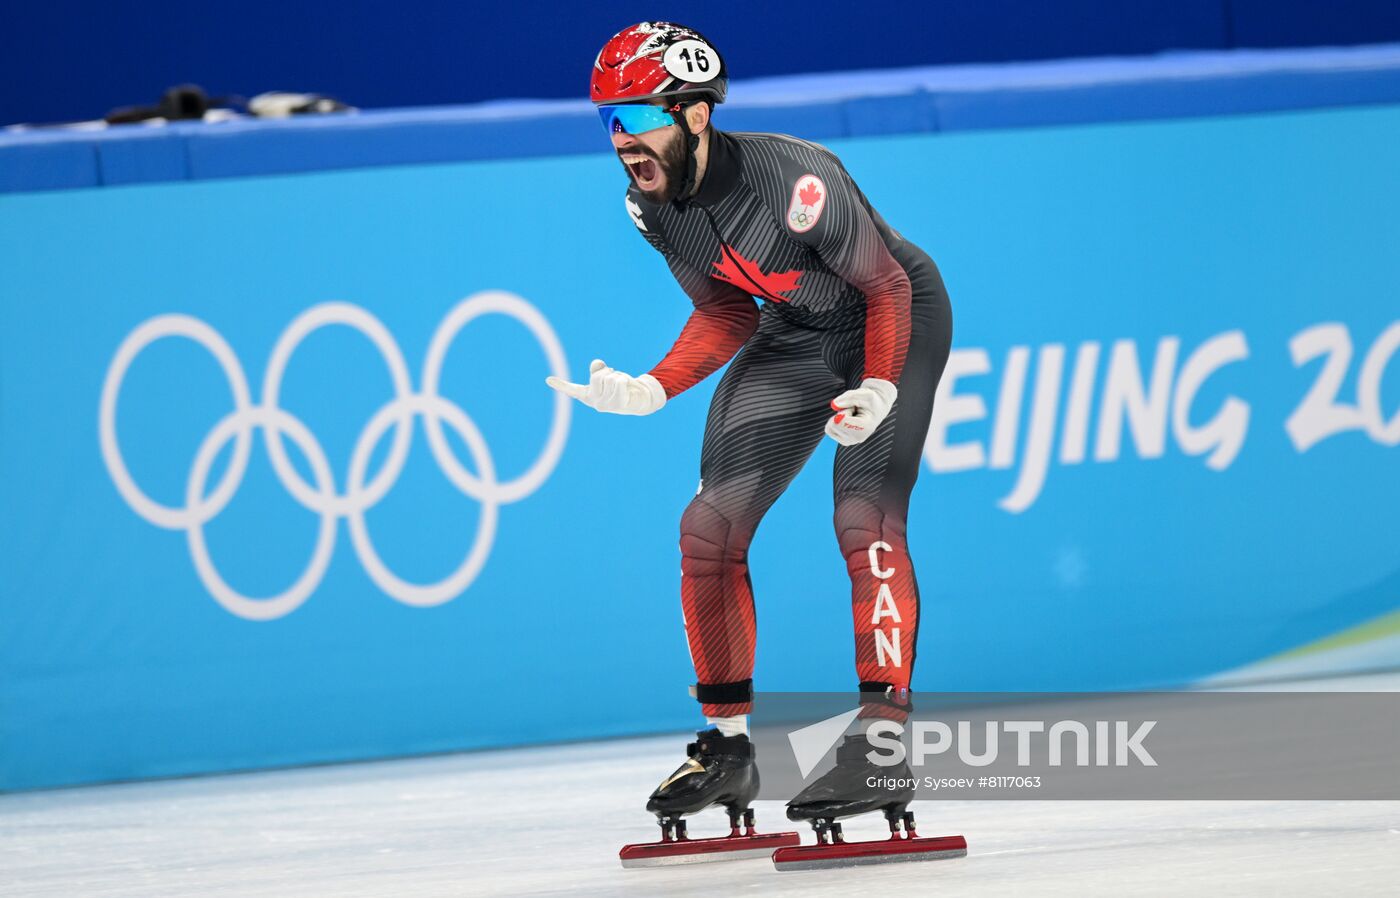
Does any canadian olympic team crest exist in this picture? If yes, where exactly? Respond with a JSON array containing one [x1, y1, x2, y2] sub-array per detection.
[[787, 174, 826, 234], [99, 291, 570, 621]]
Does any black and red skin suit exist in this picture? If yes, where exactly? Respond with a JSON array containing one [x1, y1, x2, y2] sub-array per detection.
[[628, 127, 953, 721]]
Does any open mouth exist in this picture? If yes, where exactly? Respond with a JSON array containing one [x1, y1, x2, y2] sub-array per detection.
[[621, 153, 661, 189]]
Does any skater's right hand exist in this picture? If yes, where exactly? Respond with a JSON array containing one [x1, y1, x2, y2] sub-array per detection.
[[546, 359, 667, 416]]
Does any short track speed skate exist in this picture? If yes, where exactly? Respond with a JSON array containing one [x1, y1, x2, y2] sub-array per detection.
[[774, 732, 966, 871], [619, 729, 799, 868]]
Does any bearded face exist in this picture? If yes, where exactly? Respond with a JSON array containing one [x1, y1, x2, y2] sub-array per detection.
[[612, 120, 689, 204]]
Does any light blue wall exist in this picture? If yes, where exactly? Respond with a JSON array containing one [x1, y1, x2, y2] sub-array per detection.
[[3, 105, 1399, 790]]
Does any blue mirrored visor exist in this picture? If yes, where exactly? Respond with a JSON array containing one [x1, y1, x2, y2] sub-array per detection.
[[598, 103, 678, 136]]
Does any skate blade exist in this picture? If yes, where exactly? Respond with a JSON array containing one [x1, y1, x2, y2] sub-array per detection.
[[772, 834, 967, 871], [620, 832, 801, 869]]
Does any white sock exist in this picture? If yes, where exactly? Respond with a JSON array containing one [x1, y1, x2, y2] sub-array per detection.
[[705, 715, 749, 737]]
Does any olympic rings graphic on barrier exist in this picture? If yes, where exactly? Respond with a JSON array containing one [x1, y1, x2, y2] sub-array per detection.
[[99, 291, 570, 621]]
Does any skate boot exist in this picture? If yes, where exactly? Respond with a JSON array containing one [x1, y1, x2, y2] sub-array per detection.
[[774, 731, 967, 871], [619, 729, 799, 868], [646, 728, 757, 819]]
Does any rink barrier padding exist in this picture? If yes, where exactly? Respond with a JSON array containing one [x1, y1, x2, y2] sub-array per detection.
[[5, 44, 1400, 193], [10, 0, 1400, 130]]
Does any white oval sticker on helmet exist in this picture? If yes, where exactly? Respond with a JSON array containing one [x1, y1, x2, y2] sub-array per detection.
[[663, 39, 720, 83]]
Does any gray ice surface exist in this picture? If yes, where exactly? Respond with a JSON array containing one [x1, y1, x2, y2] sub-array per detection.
[[4, 673, 1400, 897]]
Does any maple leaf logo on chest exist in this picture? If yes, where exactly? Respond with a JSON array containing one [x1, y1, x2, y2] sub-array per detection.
[[712, 243, 803, 302]]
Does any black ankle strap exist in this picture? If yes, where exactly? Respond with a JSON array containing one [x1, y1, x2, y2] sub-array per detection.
[[688, 729, 754, 759], [692, 678, 752, 705]]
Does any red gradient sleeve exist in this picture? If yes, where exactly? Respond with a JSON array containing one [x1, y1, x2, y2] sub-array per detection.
[[799, 157, 913, 384], [647, 258, 760, 398], [853, 256, 912, 384]]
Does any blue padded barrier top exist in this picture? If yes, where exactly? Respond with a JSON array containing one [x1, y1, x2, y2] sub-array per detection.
[[4, 43, 1400, 194]]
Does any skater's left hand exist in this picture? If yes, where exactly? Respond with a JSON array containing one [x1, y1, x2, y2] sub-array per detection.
[[825, 378, 897, 446]]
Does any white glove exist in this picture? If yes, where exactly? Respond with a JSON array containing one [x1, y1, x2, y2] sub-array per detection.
[[546, 359, 667, 416], [825, 378, 897, 446]]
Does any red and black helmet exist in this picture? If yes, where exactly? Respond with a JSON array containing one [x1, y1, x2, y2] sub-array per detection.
[[591, 22, 728, 106]]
